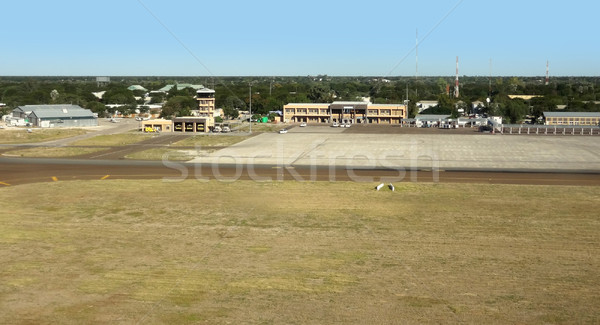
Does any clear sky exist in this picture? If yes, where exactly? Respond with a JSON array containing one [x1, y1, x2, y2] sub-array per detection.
[[1, 0, 598, 76]]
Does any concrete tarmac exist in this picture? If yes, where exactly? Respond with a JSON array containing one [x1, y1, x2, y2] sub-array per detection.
[[189, 125, 600, 171]]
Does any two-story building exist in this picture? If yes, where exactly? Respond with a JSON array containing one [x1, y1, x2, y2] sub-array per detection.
[[543, 112, 600, 126], [283, 101, 407, 125]]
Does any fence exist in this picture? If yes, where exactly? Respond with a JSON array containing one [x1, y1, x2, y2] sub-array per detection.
[[498, 124, 600, 136]]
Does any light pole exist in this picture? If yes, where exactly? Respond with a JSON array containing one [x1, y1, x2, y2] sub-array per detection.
[[249, 83, 252, 134]]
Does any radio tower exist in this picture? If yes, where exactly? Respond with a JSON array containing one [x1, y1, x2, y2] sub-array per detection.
[[454, 56, 460, 98], [545, 60, 550, 85], [415, 29, 419, 97]]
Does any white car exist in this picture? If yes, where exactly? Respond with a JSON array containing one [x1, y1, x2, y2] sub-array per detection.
[[300, 122, 307, 127], [279, 129, 288, 134], [332, 122, 339, 127]]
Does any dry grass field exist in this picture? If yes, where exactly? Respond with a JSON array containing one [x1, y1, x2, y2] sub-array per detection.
[[1, 180, 599, 324], [71, 133, 152, 147], [0, 128, 88, 144], [2, 146, 108, 158]]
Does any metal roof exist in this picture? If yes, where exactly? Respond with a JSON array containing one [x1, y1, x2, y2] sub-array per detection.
[[196, 88, 215, 94], [16, 104, 84, 112], [415, 114, 451, 120], [284, 103, 329, 107], [368, 104, 405, 107], [331, 101, 371, 105], [128, 85, 148, 92], [22, 105, 95, 119], [543, 112, 600, 118], [157, 84, 204, 92]]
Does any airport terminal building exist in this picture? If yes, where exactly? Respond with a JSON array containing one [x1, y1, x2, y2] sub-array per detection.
[[283, 101, 407, 124]]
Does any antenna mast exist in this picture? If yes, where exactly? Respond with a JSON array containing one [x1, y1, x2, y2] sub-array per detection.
[[454, 56, 459, 98], [489, 58, 492, 94], [415, 29, 418, 98], [545, 60, 550, 85]]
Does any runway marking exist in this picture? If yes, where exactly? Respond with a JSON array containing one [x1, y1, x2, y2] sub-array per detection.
[[0, 181, 10, 186], [101, 175, 110, 180], [52, 176, 58, 182]]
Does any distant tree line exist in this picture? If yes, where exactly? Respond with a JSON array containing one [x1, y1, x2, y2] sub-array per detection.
[[1, 76, 599, 123]]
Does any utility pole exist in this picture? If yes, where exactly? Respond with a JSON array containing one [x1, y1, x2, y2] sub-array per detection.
[[249, 83, 252, 134], [545, 60, 550, 86], [489, 58, 492, 95]]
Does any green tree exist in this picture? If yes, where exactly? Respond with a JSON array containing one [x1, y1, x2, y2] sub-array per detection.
[[160, 96, 196, 118], [437, 93, 455, 111], [502, 99, 528, 123], [86, 101, 108, 117], [150, 92, 166, 104], [307, 85, 332, 103], [0, 104, 11, 117], [407, 99, 418, 118], [167, 86, 196, 99], [223, 96, 246, 110], [223, 106, 239, 119], [103, 85, 136, 105]]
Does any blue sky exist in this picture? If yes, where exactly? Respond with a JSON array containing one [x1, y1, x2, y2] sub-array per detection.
[[1, 0, 598, 76]]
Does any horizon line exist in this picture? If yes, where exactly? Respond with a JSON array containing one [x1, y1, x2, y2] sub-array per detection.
[[1, 74, 599, 78]]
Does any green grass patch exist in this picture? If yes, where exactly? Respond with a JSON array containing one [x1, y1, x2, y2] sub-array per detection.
[[0, 128, 88, 144], [0, 180, 599, 324]]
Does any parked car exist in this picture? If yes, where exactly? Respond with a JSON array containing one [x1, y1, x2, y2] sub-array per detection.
[[332, 122, 339, 127], [300, 122, 307, 127], [478, 125, 493, 133], [222, 126, 231, 133], [213, 126, 222, 133], [279, 128, 288, 134]]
